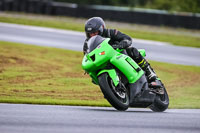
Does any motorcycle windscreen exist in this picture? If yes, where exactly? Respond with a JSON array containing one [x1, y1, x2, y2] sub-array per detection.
[[87, 35, 105, 53]]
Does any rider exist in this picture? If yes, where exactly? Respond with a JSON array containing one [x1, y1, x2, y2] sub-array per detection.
[[83, 17, 157, 83]]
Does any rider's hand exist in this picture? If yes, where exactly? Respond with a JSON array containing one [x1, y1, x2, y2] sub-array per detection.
[[119, 40, 131, 49], [112, 41, 120, 49], [112, 44, 119, 49]]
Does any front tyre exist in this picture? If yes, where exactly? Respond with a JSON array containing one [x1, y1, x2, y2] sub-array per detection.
[[98, 73, 129, 111]]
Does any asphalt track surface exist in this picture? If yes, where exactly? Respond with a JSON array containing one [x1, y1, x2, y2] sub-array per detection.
[[0, 104, 200, 133], [0, 22, 200, 66]]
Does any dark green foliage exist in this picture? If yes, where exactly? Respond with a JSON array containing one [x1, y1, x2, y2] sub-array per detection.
[[54, 0, 200, 13]]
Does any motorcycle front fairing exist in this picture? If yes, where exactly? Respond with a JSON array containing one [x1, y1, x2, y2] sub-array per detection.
[[82, 35, 144, 86]]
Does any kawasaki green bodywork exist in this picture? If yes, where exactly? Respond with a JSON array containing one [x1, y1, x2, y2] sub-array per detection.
[[82, 38, 145, 86]]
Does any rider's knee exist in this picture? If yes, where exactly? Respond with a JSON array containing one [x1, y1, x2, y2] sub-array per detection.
[[126, 47, 140, 59]]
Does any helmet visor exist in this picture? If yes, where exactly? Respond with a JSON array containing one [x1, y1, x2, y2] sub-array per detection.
[[86, 31, 99, 38]]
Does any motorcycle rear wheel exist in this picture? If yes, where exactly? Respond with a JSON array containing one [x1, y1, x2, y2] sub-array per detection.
[[98, 73, 129, 111], [149, 84, 169, 112]]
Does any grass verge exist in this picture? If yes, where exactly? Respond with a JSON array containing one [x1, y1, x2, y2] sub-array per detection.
[[0, 12, 200, 48], [0, 41, 200, 108]]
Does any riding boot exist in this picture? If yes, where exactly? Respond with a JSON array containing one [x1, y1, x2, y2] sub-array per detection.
[[138, 58, 157, 82], [138, 58, 164, 94]]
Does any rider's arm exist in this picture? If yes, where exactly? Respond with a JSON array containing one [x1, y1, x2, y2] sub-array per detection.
[[103, 29, 132, 49]]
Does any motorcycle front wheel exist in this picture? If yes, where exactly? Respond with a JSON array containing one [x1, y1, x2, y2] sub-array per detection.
[[98, 73, 129, 111]]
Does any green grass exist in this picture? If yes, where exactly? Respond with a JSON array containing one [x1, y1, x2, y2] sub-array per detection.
[[0, 41, 200, 108], [0, 13, 84, 32], [120, 29, 200, 48], [0, 12, 200, 48], [0, 41, 110, 107]]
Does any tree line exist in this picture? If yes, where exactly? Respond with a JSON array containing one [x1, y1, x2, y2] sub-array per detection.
[[55, 0, 200, 13]]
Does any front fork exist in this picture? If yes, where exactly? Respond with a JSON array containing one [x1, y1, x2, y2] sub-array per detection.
[[88, 69, 120, 86], [97, 69, 119, 87]]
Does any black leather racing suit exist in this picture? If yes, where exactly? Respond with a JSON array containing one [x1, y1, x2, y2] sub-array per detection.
[[83, 29, 144, 64]]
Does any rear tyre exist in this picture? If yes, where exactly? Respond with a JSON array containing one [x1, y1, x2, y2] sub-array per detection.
[[149, 84, 169, 112], [98, 73, 129, 111]]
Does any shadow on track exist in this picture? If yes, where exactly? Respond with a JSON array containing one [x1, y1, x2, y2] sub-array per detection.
[[80, 107, 160, 113]]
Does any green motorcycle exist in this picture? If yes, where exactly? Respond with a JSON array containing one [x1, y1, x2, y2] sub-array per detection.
[[82, 35, 169, 112]]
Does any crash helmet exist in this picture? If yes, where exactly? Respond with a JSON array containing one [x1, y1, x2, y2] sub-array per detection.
[[85, 17, 106, 38]]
